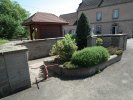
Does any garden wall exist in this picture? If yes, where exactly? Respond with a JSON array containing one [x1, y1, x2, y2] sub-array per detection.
[[0, 45, 31, 98], [87, 34, 127, 50], [18, 37, 64, 60]]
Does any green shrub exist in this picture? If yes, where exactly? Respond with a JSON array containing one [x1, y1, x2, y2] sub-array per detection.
[[107, 46, 123, 55], [71, 46, 110, 67], [96, 38, 103, 46], [63, 62, 78, 69], [50, 34, 78, 62]]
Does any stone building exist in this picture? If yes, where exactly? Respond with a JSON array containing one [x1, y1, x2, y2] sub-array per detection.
[[61, 0, 133, 38], [60, 12, 77, 35]]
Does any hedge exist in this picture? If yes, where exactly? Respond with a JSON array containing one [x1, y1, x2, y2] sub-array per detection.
[[71, 46, 110, 67]]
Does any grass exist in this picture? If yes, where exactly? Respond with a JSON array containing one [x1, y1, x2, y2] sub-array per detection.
[[0, 39, 8, 45]]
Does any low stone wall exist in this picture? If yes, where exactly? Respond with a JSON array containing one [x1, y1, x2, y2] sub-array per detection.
[[0, 45, 31, 98], [46, 55, 122, 78], [87, 34, 127, 50], [18, 37, 64, 60]]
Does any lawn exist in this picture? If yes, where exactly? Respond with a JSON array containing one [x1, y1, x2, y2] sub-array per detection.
[[0, 39, 8, 45]]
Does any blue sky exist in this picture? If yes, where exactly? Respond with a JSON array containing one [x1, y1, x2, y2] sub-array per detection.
[[14, 0, 82, 16]]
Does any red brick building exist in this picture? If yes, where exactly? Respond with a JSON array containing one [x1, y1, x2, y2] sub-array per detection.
[[23, 12, 68, 40]]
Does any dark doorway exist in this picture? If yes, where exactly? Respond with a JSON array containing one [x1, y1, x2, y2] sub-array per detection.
[[112, 23, 118, 34], [112, 26, 116, 34]]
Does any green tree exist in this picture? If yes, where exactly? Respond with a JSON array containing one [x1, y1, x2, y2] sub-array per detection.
[[76, 13, 91, 50], [0, 0, 30, 39]]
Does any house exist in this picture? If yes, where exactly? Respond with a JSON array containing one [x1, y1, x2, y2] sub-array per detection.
[[78, 0, 133, 38], [23, 12, 68, 40], [60, 12, 77, 35]]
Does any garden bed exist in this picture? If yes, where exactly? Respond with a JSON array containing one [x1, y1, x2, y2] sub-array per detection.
[[45, 55, 122, 78]]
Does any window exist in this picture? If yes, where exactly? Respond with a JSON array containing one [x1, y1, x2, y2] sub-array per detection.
[[96, 25, 102, 34], [112, 9, 119, 19], [96, 12, 102, 21]]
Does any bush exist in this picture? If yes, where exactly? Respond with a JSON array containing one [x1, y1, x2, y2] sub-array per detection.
[[63, 62, 78, 69], [71, 46, 110, 67], [107, 46, 123, 55], [50, 34, 78, 62], [96, 38, 103, 46]]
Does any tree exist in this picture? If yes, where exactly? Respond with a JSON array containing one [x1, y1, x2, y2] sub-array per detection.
[[0, 0, 30, 39], [76, 13, 91, 50]]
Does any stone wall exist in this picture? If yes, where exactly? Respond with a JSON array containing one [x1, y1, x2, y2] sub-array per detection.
[[87, 34, 127, 50], [0, 46, 31, 98], [18, 37, 64, 60]]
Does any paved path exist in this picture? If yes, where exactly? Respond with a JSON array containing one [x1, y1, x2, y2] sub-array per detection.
[[28, 56, 57, 83], [1, 39, 133, 100]]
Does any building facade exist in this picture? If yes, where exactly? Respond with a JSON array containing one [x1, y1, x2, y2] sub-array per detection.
[[78, 0, 133, 38], [60, 12, 77, 35]]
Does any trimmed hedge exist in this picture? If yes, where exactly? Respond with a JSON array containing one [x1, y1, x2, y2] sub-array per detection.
[[71, 46, 110, 67]]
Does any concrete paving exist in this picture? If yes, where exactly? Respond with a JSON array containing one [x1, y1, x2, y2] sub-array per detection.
[[28, 56, 57, 83], [1, 39, 133, 100]]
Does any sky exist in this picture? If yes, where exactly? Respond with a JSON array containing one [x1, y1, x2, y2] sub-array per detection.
[[14, 0, 82, 16]]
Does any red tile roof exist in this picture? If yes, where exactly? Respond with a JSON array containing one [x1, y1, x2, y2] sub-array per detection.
[[23, 12, 68, 25]]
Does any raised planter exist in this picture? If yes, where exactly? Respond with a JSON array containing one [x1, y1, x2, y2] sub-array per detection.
[[46, 55, 122, 78]]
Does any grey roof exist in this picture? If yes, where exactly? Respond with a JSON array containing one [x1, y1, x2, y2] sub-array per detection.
[[78, 0, 133, 11], [60, 12, 77, 25], [78, 0, 102, 11], [101, 0, 133, 7]]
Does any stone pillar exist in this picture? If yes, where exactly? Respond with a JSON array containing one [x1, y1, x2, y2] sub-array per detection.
[[0, 46, 31, 98], [123, 35, 127, 50], [87, 36, 96, 47]]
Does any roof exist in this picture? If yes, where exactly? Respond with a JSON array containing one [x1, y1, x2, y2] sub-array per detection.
[[101, 0, 133, 7], [78, 0, 102, 11], [23, 12, 68, 25], [60, 12, 77, 25], [78, 0, 133, 11]]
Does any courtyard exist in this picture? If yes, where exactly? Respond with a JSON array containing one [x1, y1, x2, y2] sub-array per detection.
[[1, 39, 133, 100]]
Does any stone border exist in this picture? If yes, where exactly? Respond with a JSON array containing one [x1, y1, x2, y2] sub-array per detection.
[[47, 55, 122, 78]]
